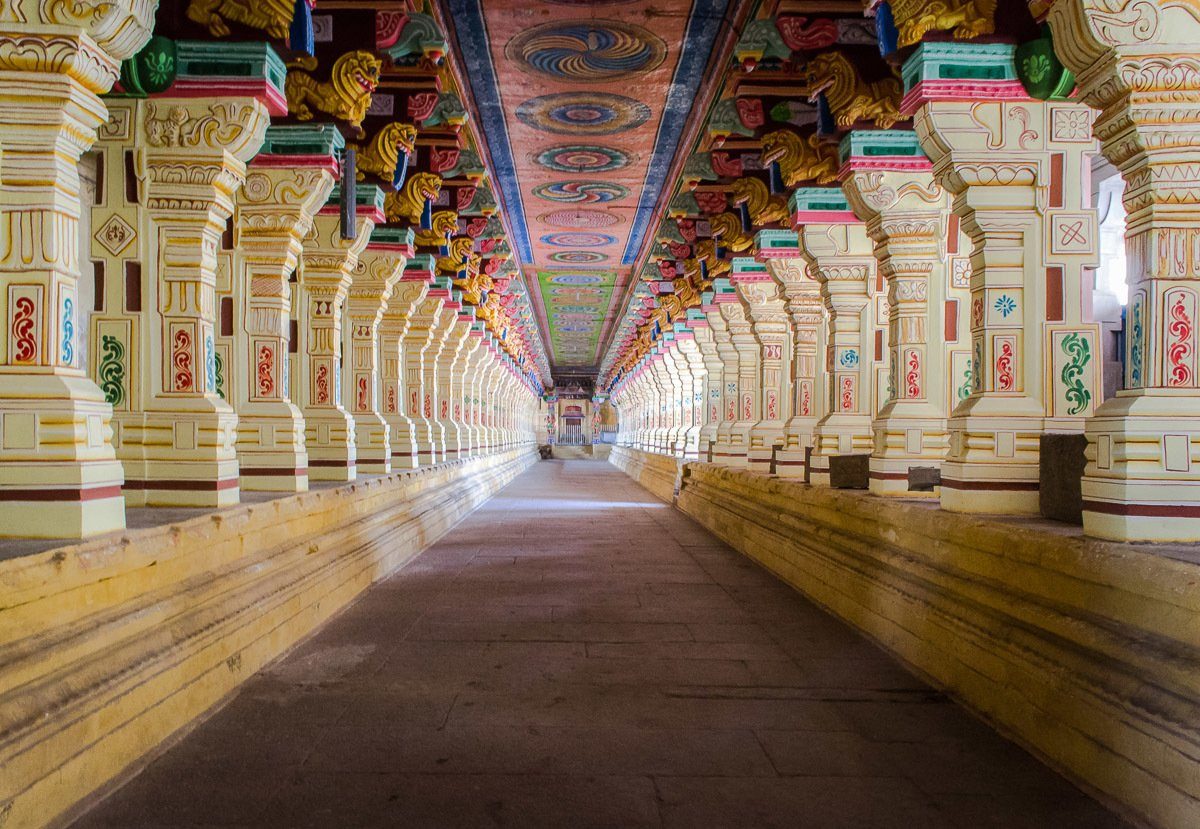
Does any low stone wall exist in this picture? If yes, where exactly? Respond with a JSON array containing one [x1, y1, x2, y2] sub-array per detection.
[[611, 447, 1200, 829], [0, 447, 537, 829], [609, 445, 681, 503]]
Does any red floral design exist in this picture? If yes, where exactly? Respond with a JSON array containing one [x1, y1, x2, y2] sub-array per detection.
[[840, 376, 854, 412], [257, 345, 274, 397], [407, 92, 437, 121], [1168, 294, 1194, 387], [905, 350, 921, 398], [357, 376, 368, 411], [11, 296, 36, 364], [996, 340, 1015, 391], [172, 328, 193, 392], [315, 364, 329, 404]]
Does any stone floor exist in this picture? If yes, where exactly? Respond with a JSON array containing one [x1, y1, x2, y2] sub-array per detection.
[[72, 459, 1130, 828]]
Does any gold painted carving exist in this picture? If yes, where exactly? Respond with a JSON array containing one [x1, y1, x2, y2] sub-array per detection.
[[285, 51, 381, 135], [357, 121, 418, 182], [385, 172, 442, 225], [729, 177, 789, 226], [709, 212, 753, 252], [186, 0, 292, 40], [802, 51, 905, 130], [415, 210, 459, 248], [890, 0, 997, 49], [760, 129, 838, 186]]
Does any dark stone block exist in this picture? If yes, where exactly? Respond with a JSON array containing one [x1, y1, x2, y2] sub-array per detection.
[[1039, 433, 1088, 524], [538, 444, 553, 460], [829, 454, 870, 489], [907, 467, 941, 492]]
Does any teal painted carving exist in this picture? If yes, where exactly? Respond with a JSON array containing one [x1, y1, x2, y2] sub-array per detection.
[[1129, 297, 1143, 387], [213, 347, 225, 400], [99, 335, 127, 407], [1060, 332, 1092, 415], [1015, 25, 1075, 102], [957, 361, 972, 402], [118, 36, 177, 96]]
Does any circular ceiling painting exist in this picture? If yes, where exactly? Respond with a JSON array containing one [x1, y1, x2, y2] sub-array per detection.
[[540, 232, 618, 247], [548, 250, 609, 264], [538, 209, 622, 229], [507, 21, 666, 82], [517, 93, 650, 136], [549, 273, 604, 285], [535, 145, 631, 173], [533, 181, 628, 204]]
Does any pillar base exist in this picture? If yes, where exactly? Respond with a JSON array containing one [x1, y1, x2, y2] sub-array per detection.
[[809, 415, 873, 488], [939, 402, 1044, 514], [774, 446, 809, 480], [868, 408, 949, 498], [0, 376, 126, 537], [119, 410, 240, 508], [304, 411, 356, 483], [1081, 391, 1200, 542], [237, 406, 309, 493], [352, 416, 391, 476]]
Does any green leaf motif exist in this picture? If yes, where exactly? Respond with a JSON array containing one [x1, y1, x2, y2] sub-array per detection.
[[99, 335, 126, 407], [1023, 54, 1051, 83], [1060, 332, 1092, 416]]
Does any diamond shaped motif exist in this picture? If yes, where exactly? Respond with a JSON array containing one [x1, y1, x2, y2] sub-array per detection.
[[95, 213, 135, 257]]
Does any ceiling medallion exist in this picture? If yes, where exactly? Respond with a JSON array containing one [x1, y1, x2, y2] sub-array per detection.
[[517, 93, 650, 136], [507, 21, 666, 82]]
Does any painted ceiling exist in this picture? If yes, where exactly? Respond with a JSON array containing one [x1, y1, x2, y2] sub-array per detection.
[[443, 0, 735, 372]]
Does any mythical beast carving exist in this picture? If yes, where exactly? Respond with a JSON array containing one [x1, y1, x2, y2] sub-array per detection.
[[760, 129, 839, 186], [285, 51, 381, 135], [802, 51, 904, 130]]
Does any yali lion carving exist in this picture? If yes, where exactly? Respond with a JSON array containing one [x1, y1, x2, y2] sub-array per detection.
[[888, 0, 996, 49], [186, 0, 291, 39], [357, 122, 418, 183], [801, 51, 904, 130], [415, 211, 459, 249], [285, 51, 381, 136], [385, 172, 442, 225], [730, 177, 789, 227], [760, 129, 839, 186]]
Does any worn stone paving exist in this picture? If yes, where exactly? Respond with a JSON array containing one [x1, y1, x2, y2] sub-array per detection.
[[73, 460, 1129, 828]]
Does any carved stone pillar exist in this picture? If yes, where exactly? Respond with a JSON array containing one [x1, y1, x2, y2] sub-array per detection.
[[447, 315, 483, 459], [418, 287, 459, 464], [119, 95, 269, 506], [435, 306, 473, 460], [0, 0, 153, 537], [760, 242, 824, 480], [796, 194, 878, 487], [345, 230, 412, 476], [1046, 0, 1200, 540], [718, 288, 759, 467], [732, 258, 790, 474], [382, 256, 432, 469], [296, 188, 382, 482], [228, 127, 338, 491], [674, 325, 706, 459], [904, 43, 1101, 513], [704, 288, 743, 466], [460, 326, 487, 455], [401, 289, 445, 465], [840, 131, 964, 496], [689, 309, 723, 461]]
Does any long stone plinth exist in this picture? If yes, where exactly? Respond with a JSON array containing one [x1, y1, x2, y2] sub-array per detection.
[[610, 446, 1200, 829], [0, 448, 536, 829]]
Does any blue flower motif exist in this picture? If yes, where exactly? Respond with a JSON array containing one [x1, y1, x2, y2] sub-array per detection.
[[838, 349, 859, 368], [994, 295, 1017, 318]]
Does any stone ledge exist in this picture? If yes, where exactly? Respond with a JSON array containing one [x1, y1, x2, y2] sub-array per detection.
[[0, 447, 538, 829], [610, 448, 1200, 829], [609, 445, 682, 503]]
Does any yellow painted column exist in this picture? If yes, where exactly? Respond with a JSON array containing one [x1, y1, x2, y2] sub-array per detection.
[[764, 255, 824, 480], [296, 195, 380, 482], [799, 218, 878, 487], [379, 270, 429, 470], [402, 290, 445, 464], [839, 132, 966, 496], [435, 308, 473, 460], [419, 293, 458, 465], [345, 237, 410, 476], [904, 43, 1101, 513], [1048, 0, 1200, 540], [704, 291, 743, 466], [447, 316, 483, 459], [732, 258, 791, 474], [120, 96, 269, 506], [227, 142, 337, 492], [674, 329, 706, 459], [689, 313, 723, 462]]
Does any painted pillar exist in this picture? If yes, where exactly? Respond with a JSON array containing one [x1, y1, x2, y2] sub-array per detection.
[[296, 186, 383, 482], [461, 326, 488, 454], [401, 289, 445, 466], [1045, 0, 1200, 540], [419, 283, 458, 464], [839, 130, 962, 496], [435, 306, 473, 460], [447, 315, 483, 459], [0, 0, 153, 538], [226, 126, 339, 492], [720, 299, 761, 468], [904, 43, 1101, 513], [675, 325, 706, 459], [380, 262, 431, 470], [732, 257, 790, 474], [704, 284, 744, 466], [758, 236, 824, 480], [124, 85, 271, 506], [345, 229, 412, 476], [689, 308, 723, 461], [794, 189, 878, 487]]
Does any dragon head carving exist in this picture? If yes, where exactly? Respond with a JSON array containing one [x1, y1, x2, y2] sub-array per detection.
[[357, 122, 418, 184], [385, 172, 443, 225], [415, 210, 459, 248]]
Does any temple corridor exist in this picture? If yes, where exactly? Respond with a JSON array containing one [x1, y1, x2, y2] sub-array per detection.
[[72, 460, 1126, 829]]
